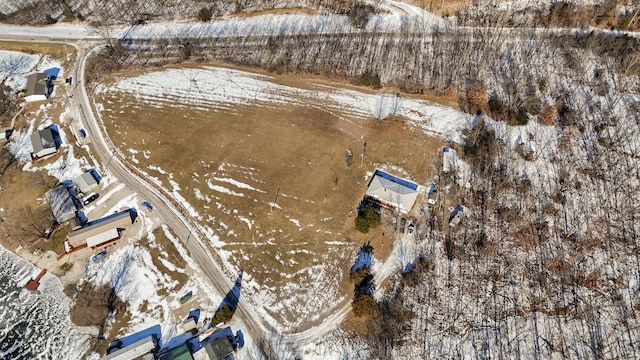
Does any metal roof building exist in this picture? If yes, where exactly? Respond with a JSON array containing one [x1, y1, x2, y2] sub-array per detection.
[[68, 209, 136, 248], [192, 336, 235, 360], [365, 169, 420, 214]]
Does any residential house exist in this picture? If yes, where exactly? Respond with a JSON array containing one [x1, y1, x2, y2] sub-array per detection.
[[45, 182, 81, 224], [192, 336, 235, 360], [365, 169, 420, 214], [30, 125, 61, 159], [24, 72, 52, 102]]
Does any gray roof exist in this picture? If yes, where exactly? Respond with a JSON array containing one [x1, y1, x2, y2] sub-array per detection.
[[199, 336, 234, 360], [30, 128, 56, 155], [45, 186, 77, 223], [25, 73, 49, 98], [365, 170, 419, 214], [74, 171, 99, 193]]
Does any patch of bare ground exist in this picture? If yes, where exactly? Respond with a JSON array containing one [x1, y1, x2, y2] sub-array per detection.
[[65, 282, 131, 356], [95, 63, 443, 329]]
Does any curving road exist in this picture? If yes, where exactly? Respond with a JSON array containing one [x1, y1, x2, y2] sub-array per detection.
[[72, 43, 272, 346]]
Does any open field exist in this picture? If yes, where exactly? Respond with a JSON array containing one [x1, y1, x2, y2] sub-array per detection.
[[94, 63, 449, 330]]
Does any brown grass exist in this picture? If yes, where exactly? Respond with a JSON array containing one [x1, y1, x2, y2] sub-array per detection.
[[0, 41, 76, 63], [96, 63, 443, 328]]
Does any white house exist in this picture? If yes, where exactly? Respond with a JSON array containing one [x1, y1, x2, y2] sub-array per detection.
[[30, 127, 59, 159], [24, 72, 51, 102], [365, 169, 420, 214]]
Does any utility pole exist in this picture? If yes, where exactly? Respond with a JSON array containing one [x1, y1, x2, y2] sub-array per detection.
[[361, 140, 367, 166], [271, 185, 280, 213], [105, 153, 115, 169]]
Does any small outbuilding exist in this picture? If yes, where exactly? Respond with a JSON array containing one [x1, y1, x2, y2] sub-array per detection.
[[365, 169, 420, 214], [449, 205, 465, 227], [442, 147, 456, 174], [0, 127, 11, 144], [193, 336, 235, 360], [24, 72, 52, 102], [74, 168, 102, 194]]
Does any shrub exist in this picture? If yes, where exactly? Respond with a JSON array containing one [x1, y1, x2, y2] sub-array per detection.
[[212, 304, 234, 325], [352, 293, 378, 318], [348, 3, 375, 29], [463, 81, 488, 114], [355, 202, 381, 233], [539, 105, 558, 125], [507, 108, 529, 126], [198, 7, 212, 22], [488, 92, 505, 119], [360, 72, 381, 89]]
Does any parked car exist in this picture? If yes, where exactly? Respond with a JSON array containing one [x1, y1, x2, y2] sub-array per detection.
[[407, 224, 415, 237], [79, 128, 87, 138], [83, 193, 99, 205], [92, 250, 106, 262]]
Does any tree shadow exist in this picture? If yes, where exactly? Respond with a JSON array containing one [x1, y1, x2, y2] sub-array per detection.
[[213, 271, 242, 325]]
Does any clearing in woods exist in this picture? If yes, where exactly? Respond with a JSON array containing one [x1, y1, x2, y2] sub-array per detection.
[[94, 63, 443, 331]]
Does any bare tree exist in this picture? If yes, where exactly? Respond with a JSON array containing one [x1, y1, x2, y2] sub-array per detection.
[[18, 205, 54, 239]]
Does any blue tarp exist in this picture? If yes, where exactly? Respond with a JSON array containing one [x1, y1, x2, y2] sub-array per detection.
[[76, 211, 88, 226], [47, 125, 62, 149], [187, 309, 201, 323], [372, 169, 418, 191], [43, 67, 60, 79], [88, 168, 102, 184]]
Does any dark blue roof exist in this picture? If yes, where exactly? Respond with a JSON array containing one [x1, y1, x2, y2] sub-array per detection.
[[88, 168, 102, 184], [47, 125, 62, 149], [372, 169, 418, 191], [83, 208, 136, 228], [107, 324, 160, 354]]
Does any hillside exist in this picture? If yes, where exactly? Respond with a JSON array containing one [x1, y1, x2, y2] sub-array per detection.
[[1, 0, 639, 359]]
